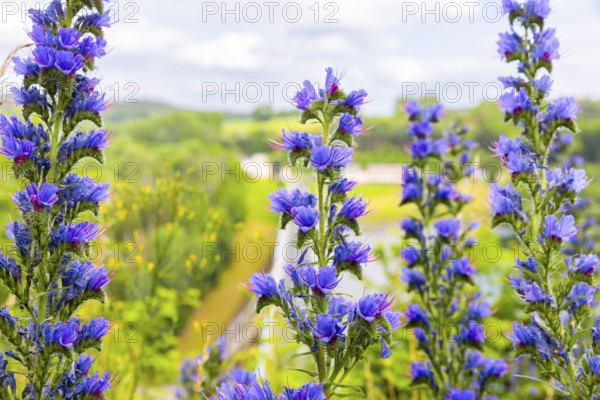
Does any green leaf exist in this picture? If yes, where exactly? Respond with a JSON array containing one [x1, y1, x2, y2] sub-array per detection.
[[566, 330, 588, 350], [513, 374, 570, 395], [286, 368, 318, 377], [283, 351, 312, 365]]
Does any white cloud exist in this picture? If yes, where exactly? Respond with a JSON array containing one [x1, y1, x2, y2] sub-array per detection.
[[376, 56, 429, 83], [175, 33, 265, 71]]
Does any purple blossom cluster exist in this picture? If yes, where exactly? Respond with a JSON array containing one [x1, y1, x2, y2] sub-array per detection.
[[247, 68, 398, 398], [493, 1, 600, 398], [0, 0, 112, 398], [399, 102, 507, 398], [216, 377, 325, 400]]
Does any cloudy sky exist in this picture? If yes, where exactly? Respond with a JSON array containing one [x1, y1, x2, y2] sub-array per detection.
[[1, 0, 599, 115]]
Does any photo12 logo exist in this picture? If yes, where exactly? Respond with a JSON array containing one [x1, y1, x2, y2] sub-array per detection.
[[201, 1, 340, 24], [0, 1, 140, 24]]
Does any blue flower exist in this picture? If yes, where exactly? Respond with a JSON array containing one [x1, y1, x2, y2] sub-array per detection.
[[61, 260, 111, 296], [12, 56, 40, 76], [447, 389, 476, 400], [76, 318, 110, 346], [33, 46, 56, 68], [337, 113, 363, 136], [293, 81, 318, 110], [565, 283, 596, 313], [344, 90, 368, 111], [339, 195, 367, 220], [408, 120, 433, 138], [333, 241, 370, 271], [75, 354, 94, 377], [540, 215, 577, 243], [410, 139, 433, 159], [467, 301, 491, 321], [11, 86, 48, 108], [217, 378, 278, 400], [410, 361, 436, 387], [547, 168, 588, 194], [57, 28, 81, 49], [593, 318, 600, 346], [413, 327, 429, 346], [309, 146, 332, 171], [401, 167, 423, 203], [299, 266, 340, 296], [61, 174, 110, 209], [545, 97, 578, 123], [435, 218, 461, 241], [489, 183, 523, 218], [328, 178, 356, 196], [426, 104, 444, 122], [401, 246, 421, 267], [401, 218, 424, 240], [273, 129, 318, 152], [323, 67, 340, 96], [66, 91, 107, 118], [401, 267, 426, 291], [588, 356, 600, 377], [533, 29, 560, 63], [330, 146, 354, 168], [404, 303, 429, 327], [499, 88, 535, 116], [269, 188, 316, 215], [566, 254, 598, 276], [357, 293, 393, 323], [41, 320, 80, 349], [228, 369, 255, 385], [491, 135, 531, 160], [14, 183, 59, 213], [29, 24, 54, 46], [405, 100, 421, 120], [455, 323, 485, 346], [28, 0, 64, 25], [76, 371, 111, 397], [523, 282, 554, 306], [510, 321, 556, 359], [291, 206, 320, 233], [526, 0, 551, 19], [502, 0, 520, 14], [78, 36, 108, 59], [248, 273, 279, 298], [313, 314, 345, 344], [516, 257, 539, 273], [51, 222, 99, 249], [55, 50, 84, 75], [497, 32, 523, 60], [327, 296, 354, 320], [451, 257, 476, 279], [6, 221, 33, 255], [0, 254, 22, 282], [533, 75, 553, 95], [281, 381, 326, 400], [0, 307, 18, 327], [77, 12, 111, 29]]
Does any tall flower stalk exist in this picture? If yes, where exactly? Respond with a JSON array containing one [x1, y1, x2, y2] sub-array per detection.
[[494, 1, 600, 397], [399, 101, 507, 399], [216, 68, 399, 399], [0, 1, 112, 398]]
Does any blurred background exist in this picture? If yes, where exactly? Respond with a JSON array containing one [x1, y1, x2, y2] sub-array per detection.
[[1, 0, 600, 399]]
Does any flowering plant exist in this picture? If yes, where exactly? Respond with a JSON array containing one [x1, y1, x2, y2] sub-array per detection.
[[0, 0, 112, 398], [399, 101, 507, 399], [239, 68, 399, 398], [494, 1, 600, 397]]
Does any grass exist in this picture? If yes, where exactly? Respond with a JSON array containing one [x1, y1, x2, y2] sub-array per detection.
[[177, 180, 279, 355]]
